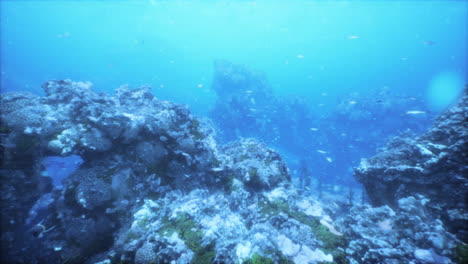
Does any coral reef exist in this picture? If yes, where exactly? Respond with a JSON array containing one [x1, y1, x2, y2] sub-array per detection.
[[354, 88, 468, 242], [0, 80, 345, 264], [1, 80, 464, 263], [336, 196, 458, 264]]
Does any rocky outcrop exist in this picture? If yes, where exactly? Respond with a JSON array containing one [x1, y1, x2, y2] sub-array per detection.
[[2, 79, 464, 263], [355, 88, 468, 242], [0, 80, 345, 264], [336, 196, 459, 264]]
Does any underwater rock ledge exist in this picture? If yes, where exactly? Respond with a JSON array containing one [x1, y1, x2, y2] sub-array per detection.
[[355, 87, 468, 242], [0, 80, 343, 264], [0, 80, 466, 264]]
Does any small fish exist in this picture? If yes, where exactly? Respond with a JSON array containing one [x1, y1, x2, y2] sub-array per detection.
[[211, 167, 224, 172], [310, 128, 319, 131], [347, 35, 360, 39], [349, 100, 357, 105], [245, 90, 253, 93], [197, 84, 203, 88], [296, 54, 305, 59], [422, 40, 435, 46], [406, 110, 426, 115], [326, 157, 333, 163], [317, 150, 327, 154]]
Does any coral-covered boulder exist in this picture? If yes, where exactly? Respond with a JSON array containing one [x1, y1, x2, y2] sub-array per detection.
[[336, 195, 458, 263], [354, 88, 468, 241], [221, 138, 291, 191]]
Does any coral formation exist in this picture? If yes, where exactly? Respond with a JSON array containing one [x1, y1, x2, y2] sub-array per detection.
[[337, 196, 458, 264], [355, 88, 468, 242], [0, 80, 465, 263], [0, 80, 344, 264]]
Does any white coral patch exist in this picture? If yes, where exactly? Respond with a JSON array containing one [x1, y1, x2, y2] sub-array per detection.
[[377, 219, 393, 232], [296, 199, 323, 217], [265, 187, 288, 202], [131, 200, 159, 229], [276, 235, 300, 257], [236, 241, 252, 261], [320, 219, 343, 236], [416, 144, 433, 156], [293, 246, 333, 264], [276, 234, 333, 264], [200, 212, 246, 242], [168, 232, 187, 252], [171, 198, 201, 219]]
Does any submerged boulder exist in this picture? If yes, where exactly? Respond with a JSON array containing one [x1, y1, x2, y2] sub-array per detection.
[[221, 138, 291, 191], [355, 88, 468, 241]]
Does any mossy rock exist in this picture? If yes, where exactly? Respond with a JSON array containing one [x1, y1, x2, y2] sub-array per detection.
[[454, 244, 468, 264], [190, 119, 204, 141], [242, 253, 274, 264], [158, 213, 215, 264], [258, 199, 348, 263]]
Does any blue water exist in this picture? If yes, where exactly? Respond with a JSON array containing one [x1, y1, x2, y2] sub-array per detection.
[[1, 0, 467, 187]]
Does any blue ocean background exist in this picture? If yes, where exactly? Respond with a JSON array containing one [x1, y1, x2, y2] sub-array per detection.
[[1, 0, 467, 188]]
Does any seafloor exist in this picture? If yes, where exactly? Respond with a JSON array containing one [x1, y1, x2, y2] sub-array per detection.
[[0, 74, 467, 263]]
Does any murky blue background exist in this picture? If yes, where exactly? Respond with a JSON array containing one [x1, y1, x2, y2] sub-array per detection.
[[2, 1, 466, 114]]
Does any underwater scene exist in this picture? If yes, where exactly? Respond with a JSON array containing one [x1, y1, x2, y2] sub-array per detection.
[[1, 1, 467, 263]]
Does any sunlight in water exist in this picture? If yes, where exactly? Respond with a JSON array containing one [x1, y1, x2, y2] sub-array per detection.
[[427, 71, 464, 112]]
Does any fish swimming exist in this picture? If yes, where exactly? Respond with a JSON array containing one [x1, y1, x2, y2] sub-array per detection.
[[422, 40, 435, 45], [406, 110, 426, 115]]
